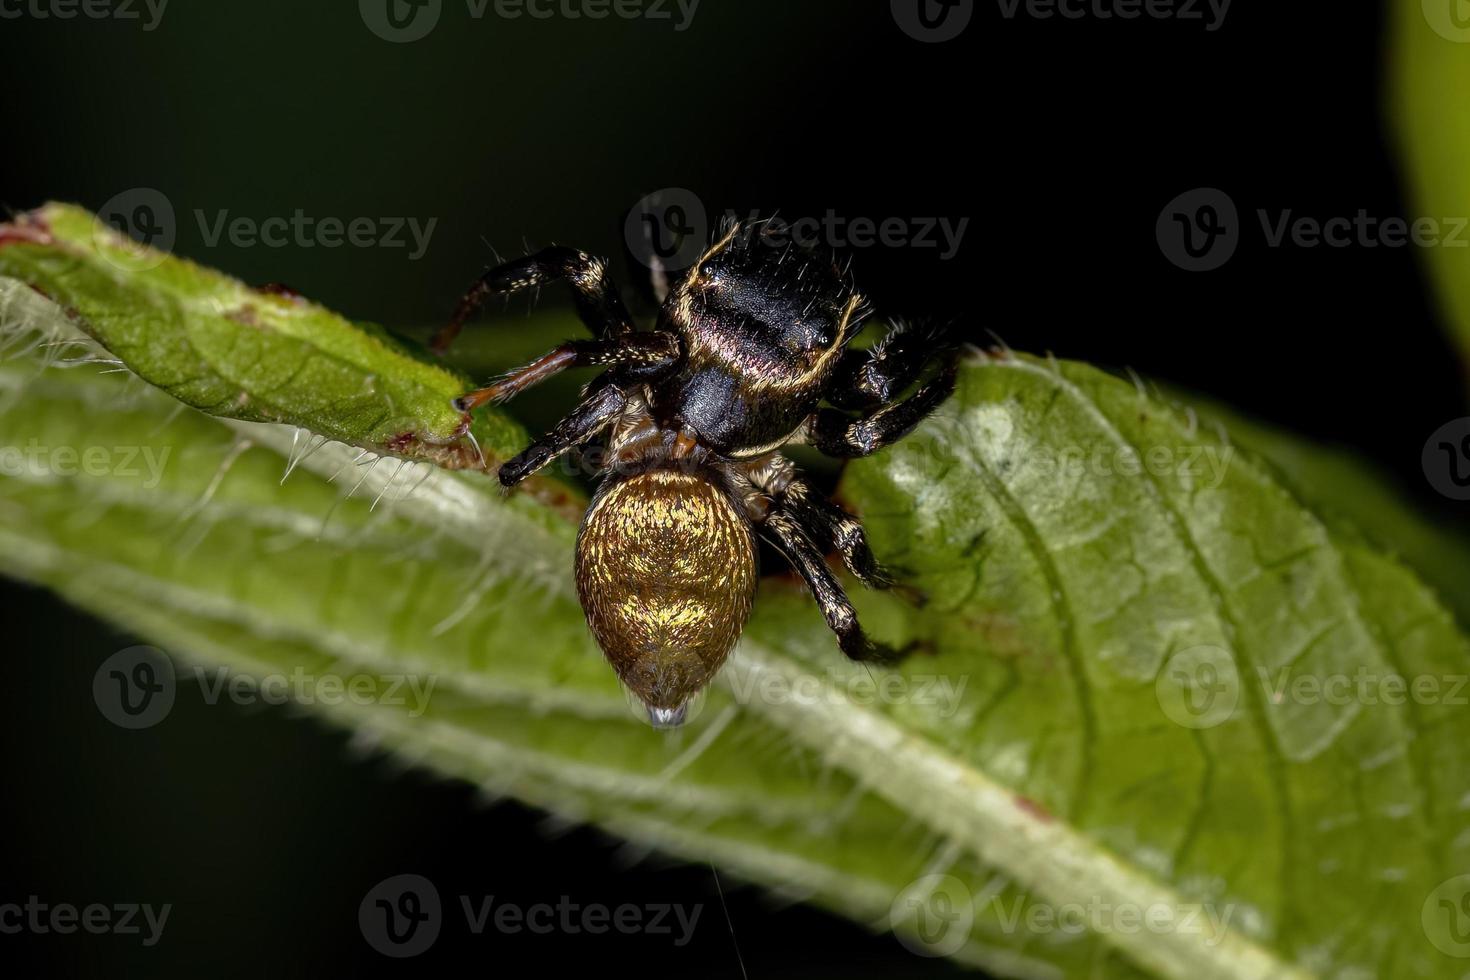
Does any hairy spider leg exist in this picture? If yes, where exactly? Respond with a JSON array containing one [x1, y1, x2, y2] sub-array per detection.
[[776, 478, 895, 589], [432, 246, 637, 354], [759, 509, 903, 664], [452, 332, 679, 411], [497, 381, 628, 488], [739, 458, 895, 590], [809, 363, 958, 458], [826, 321, 957, 410]]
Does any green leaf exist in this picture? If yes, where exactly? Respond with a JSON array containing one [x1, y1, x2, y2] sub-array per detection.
[[0, 203, 584, 520], [2, 205, 1468, 978], [1393, 0, 1470, 370]]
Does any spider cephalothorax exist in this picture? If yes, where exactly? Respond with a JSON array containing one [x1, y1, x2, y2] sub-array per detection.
[[433, 221, 957, 727]]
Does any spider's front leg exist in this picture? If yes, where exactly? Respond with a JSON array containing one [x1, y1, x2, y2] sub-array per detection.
[[496, 380, 628, 488], [826, 321, 955, 409], [452, 332, 678, 412], [809, 361, 957, 458], [432, 246, 637, 354]]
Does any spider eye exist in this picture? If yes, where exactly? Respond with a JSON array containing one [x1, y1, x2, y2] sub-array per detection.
[[781, 319, 833, 353]]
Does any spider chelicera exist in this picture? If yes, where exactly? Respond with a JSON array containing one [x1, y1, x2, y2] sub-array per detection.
[[432, 221, 957, 728]]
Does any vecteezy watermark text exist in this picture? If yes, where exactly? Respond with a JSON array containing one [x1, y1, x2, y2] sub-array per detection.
[[0, 898, 170, 946], [195, 210, 437, 260], [1156, 644, 1470, 730], [1158, 187, 1470, 271], [94, 188, 439, 270], [1022, 442, 1233, 488], [0, 0, 168, 30], [889, 873, 1239, 958], [360, 0, 698, 43], [725, 666, 970, 717], [624, 188, 969, 272], [192, 666, 438, 717], [0, 441, 171, 489], [93, 646, 438, 729], [359, 874, 701, 957], [995, 0, 1230, 31], [727, 210, 970, 261]]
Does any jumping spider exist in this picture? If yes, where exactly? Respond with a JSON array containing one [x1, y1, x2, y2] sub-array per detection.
[[433, 221, 957, 728]]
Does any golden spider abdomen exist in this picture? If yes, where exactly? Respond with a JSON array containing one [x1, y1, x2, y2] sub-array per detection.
[[574, 465, 757, 727]]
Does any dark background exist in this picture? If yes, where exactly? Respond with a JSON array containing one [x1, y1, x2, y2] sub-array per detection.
[[0, 1, 1464, 976]]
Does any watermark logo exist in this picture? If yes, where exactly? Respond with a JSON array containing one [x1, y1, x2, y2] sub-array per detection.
[[95, 187, 177, 272], [891, 0, 973, 42], [360, 874, 443, 957], [92, 188, 438, 266], [1156, 188, 1238, 272], [360, 0, 442, 42], [359, 875, 702, 955], [1160, 187, 1470, 271], [625, 187, 709, 274], [92, 646, 176, 730], [1156, 656, 1467, 730], [1423, 417, 1470, 501], [1155, 644, 1239, 729], [889, 872, 1243, 953], [989, 890, 1237, 944], [889, 873, 974, 957], [1423, 874, 1470, 957], [93, 651, 438, 728], [1423, 0, 1470, 43]]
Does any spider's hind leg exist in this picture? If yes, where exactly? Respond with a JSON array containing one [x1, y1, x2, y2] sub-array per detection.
[[744, 457, 909, 664], [760, 508, 906, 664], [773, 478, 896, 590]]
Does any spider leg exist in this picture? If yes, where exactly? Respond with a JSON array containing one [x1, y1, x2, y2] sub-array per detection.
[[433, 246, 636, 354], [779, 479, 895, 589], [497, 380, 628, 488], [452, 332, 678, 411], [809, 362, 957, 458], [826, 321, 955, 410], [760, 508, 904, 664], [741, 458, 894, 590]]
